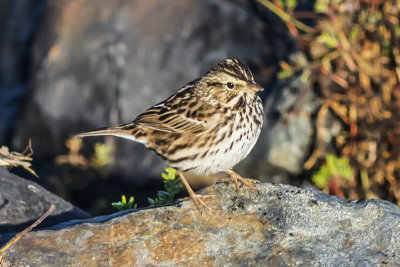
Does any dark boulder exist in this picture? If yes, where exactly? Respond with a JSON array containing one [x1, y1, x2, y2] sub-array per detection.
[[0, 167, 90, 234]]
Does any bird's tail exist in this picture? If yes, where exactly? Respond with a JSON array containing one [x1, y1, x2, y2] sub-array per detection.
[[76, 124, 139, 142]]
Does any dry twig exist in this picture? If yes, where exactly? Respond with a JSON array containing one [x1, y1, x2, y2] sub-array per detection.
[[0, 140, 37, 177], [0, 205, 55, 265]]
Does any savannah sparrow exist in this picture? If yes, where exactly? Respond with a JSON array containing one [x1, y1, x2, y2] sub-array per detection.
[[77, 58, 264, 214]]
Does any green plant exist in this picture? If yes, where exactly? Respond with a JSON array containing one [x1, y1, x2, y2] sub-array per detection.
[[111, 167, 182, 210], [148, 167, 182, 207], [312, 154, 352, 187], [112, 195, 137, 210], [312, 154, 353, 196]]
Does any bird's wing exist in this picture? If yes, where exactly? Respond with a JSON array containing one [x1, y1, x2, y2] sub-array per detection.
[[135, 110, 205, 133], [132, 84, 217, 134]]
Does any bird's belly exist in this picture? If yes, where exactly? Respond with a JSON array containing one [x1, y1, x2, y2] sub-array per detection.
[[169, 122, 262, 176], [200, 135, 258, 175]]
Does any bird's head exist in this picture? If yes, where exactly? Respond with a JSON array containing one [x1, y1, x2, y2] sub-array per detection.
[[200, 58, 263, 105]]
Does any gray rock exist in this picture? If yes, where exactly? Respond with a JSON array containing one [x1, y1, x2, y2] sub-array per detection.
[[0, 167, 90, 234], [1, 179, 399, 266]]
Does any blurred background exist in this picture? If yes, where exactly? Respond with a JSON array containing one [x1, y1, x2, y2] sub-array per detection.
[[1, 0, 399, 215]]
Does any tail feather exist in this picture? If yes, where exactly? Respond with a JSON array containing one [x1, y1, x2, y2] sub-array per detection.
[[76, 125, 137, 140], [76, 126, 116, 137]]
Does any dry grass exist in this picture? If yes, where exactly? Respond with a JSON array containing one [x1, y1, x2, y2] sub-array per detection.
[[260, 0, 400, 204], [0, 140, 37, 177]]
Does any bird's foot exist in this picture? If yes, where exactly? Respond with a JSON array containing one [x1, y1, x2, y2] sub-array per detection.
[[220, 169, 260, 194], [178, 170, 214, 216], [189, 193, 214, 216]]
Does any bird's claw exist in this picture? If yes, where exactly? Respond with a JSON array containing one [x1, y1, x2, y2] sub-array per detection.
[[189, 194, 214, 216], [220, 170, 260, 194]]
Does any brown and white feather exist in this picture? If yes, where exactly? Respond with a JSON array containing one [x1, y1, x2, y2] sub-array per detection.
[[77, 58, 264, 176]]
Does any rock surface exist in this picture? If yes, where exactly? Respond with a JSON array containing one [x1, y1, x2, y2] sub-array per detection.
[[1, 177, 399, 266], [0, 167, 90, 234]]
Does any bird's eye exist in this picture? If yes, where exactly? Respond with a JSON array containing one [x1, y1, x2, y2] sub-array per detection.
[[227, 82, 234, 89]]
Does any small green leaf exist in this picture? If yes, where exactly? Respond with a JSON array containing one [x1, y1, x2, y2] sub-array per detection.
[[300, 69, 311, 84], [312, 165, 330, 188], [315, 0, 329, 13], [161, 172, 169, 180], [112, 195, 136, 210], [278, 61, 294, 79], [312, 154, 353, 189], [287, 0, 298, 10], [128, 196, 134, 206], [148, 167, 182, 207], [316, 32, 338, 48], [162, 167, 178, 180]]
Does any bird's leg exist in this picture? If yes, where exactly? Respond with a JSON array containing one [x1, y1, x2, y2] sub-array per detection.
[[221, 169, 260, 194], [178, 171, 213, 215]]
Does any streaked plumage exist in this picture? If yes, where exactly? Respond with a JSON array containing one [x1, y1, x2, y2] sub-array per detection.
[[78, 58, 264, 214]]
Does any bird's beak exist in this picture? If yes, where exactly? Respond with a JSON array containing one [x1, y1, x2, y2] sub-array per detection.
[[246, 83, 263, 93]]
